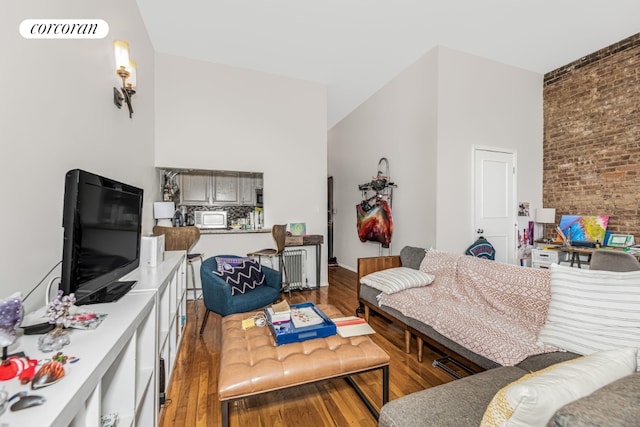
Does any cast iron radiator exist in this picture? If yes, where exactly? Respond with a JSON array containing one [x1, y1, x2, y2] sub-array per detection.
[[283, 249, 308, 290]]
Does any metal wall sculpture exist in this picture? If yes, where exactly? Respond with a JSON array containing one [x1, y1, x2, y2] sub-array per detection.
[[356, 158, 397, 250]]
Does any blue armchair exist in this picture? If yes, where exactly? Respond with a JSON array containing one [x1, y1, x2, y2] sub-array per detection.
[[199, 255, 281, 335]]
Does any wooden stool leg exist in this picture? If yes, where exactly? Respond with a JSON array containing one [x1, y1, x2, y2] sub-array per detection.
[[364, 305, 370, 322], [417, 337, 423, 362], [404, 330, 411, 354], [199, 310, 210, 336]]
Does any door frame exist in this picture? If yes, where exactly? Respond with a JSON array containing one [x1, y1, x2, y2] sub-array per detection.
[[471, 145, 518, 264], [327, 176, 335, 263]]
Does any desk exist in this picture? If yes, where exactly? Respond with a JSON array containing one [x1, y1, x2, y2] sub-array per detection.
[[558, 247, 594, 268], [285, 234, 324, 289], [558, 246, 640, 268]]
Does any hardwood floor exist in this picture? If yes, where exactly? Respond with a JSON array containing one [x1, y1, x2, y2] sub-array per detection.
[[159, 266, 455, 427]]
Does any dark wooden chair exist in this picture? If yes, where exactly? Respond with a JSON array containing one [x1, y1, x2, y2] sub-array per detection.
[[247, 224, 290, 295]]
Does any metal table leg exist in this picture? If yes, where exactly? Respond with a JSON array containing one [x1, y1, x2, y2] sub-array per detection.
[[315, 243, 321, 289]]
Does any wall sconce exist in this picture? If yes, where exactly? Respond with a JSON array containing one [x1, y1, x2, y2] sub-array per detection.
[[113, 40, 136, 118]]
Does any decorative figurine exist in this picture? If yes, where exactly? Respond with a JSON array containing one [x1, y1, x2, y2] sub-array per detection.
[[0, 292, 24, 361], [0, 356, 37, 382], [37, 291, 76, 353], [31, 360, 65, 390]]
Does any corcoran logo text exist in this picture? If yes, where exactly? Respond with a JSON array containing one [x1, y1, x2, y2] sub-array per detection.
[[20, 19, 109, 39]]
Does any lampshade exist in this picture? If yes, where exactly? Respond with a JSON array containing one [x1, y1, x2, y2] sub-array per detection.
[[126, 60, 137, 87], [114, 40, 130, 70], [154, 202, 175, 219], [535, 208, 556, 224]]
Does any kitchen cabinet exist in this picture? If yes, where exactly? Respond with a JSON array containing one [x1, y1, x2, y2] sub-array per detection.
[[214, 172, 239, 204], [239, 173, 256, 205], [179, 170, 260, 206], [180, 172, 211, 204]]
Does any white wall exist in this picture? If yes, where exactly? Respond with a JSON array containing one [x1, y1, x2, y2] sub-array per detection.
[[328, 51, 439, 271], [436, 47, 544, 255], [328, 46, 543, 271], [1, 1, 157, 312], [154, 54, 329, 285]]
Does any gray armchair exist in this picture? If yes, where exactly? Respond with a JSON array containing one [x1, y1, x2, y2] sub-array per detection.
[[590, 249, 640, 272], [199, 255, 281, 335]]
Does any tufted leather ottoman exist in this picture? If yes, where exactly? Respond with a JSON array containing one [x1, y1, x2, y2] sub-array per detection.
[[218, 304, 390, 426]]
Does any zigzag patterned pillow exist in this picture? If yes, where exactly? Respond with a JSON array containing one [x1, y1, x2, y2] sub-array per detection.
[[213, 259, 266, 295], [215, 256, 252, 272]]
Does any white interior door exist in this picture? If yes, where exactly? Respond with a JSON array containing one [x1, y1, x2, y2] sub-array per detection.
[[473, 148, 516, 264]]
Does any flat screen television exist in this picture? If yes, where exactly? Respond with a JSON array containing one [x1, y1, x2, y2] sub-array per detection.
[[60, 169, 143, 305]]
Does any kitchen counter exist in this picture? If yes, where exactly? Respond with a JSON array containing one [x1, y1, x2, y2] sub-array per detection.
[[198, 228, 271, 235]]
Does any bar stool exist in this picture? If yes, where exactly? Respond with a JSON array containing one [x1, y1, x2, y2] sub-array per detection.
[[153, 226, 203, 318], [247, 224, 290, 296]]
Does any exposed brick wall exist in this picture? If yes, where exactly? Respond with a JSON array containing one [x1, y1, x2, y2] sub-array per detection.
[[543, 33, 640, 240]]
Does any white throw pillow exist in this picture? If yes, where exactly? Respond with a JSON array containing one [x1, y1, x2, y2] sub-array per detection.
[[537, 263, 640, 358], [360, 267, 435, 294], [480, 347, 638, 427]]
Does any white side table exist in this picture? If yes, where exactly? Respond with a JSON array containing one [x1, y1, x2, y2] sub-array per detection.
[[531, 248, 568, 269]]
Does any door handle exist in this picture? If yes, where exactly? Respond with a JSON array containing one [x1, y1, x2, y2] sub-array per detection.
[[476, 229, 484, 234]]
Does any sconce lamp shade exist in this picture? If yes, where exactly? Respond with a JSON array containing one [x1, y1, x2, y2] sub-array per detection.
[[113, 39, 136, 118], [154, 202, 175, 219], [535, 208, 556, 224], [126, 60, 137, 87], [114, 40, 130, 70]]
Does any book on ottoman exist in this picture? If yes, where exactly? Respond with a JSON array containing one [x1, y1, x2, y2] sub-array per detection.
[[265, 300, 291, 324]]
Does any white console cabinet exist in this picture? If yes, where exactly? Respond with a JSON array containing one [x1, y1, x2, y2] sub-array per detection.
[[531, 248, 568, 269], [3, 251, 186, 427], [128, 250, 187, 410]]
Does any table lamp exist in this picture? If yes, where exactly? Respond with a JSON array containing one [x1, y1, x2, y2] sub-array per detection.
[[154, 202, 175, 227], [535, 208, 556, 243]]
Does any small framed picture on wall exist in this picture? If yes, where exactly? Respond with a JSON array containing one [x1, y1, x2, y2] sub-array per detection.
[[518, 202, 530, 217]]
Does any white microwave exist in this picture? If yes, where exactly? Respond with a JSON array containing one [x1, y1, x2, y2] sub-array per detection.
[[194, 211, 228, 229]]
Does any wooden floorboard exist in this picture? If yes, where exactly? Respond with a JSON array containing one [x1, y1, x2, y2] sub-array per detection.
[[159, 266, 456, 427]]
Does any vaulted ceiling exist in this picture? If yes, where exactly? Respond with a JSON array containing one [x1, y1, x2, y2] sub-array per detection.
[[136, 0, 640, 129]]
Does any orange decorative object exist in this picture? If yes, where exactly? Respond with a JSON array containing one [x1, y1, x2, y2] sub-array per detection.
[[31, 360, 65, 390], [0, 356, 38, 381]]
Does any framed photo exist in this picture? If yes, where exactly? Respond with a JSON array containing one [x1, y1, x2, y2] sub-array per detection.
[[290, 223, 306, 235], [518, 202, 530, 217]]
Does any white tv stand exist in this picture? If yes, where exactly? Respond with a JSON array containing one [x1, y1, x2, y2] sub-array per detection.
[[3, 251, 186, 427]]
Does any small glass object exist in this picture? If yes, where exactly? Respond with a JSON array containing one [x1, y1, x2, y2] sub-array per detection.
[[37, 326, 71, 353]]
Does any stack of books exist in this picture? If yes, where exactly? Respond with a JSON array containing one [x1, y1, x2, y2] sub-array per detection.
[[266, 300, 291, 324], [332, 316, 375, 337]]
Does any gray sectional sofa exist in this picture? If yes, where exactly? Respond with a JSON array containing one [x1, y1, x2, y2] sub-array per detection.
[[357, 246, 640, 426], [379, 354, 640, 427], [357, 246, 501, 371]]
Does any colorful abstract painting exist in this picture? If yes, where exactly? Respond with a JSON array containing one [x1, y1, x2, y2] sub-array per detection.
[[558, 215, 609, 243], [290, 223, 306, 235]]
